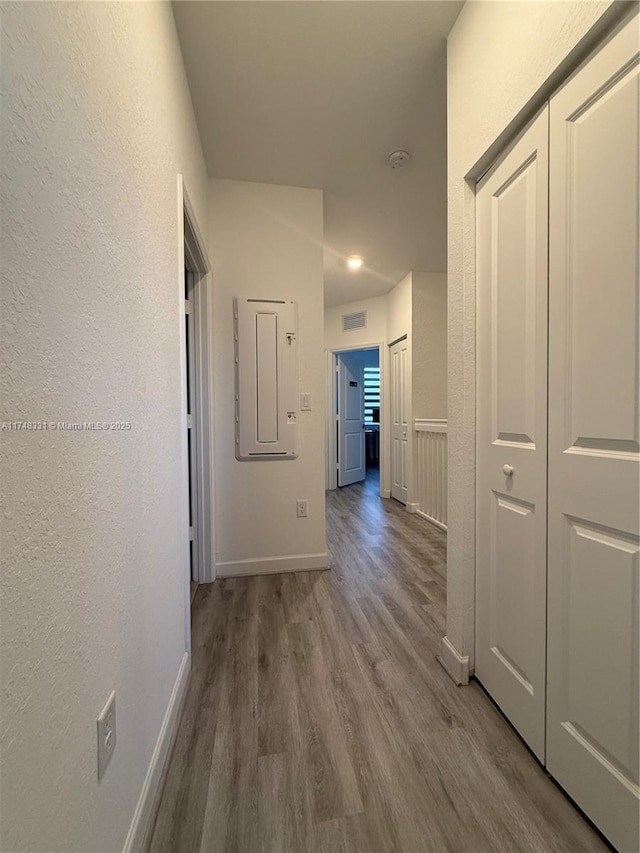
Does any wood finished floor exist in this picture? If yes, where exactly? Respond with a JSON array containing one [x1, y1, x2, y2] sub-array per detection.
[[147, 472, 608, 853]]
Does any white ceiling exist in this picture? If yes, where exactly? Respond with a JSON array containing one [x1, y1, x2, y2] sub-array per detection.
[[172, 1, 463, 307]]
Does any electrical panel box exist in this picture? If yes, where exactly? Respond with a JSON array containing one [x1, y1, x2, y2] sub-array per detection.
[[234, 297, 298, 461]]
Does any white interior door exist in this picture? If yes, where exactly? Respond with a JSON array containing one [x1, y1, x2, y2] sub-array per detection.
[[547, 16, 640, 852], [475, 108, 549, 762], [337, 353, 365, 487], [390, 337, 409, 504]]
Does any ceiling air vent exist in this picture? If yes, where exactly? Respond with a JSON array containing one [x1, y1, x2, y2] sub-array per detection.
[[342, 310, 367, 332]]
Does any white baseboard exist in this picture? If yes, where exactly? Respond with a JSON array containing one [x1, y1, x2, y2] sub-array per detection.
[[406, 501, 419, 514], [216, 552, 329, 578], [381, 489, 391, 499], [415, 509, 448, 532], [438, 636, 470, 686], [123, 651, 190, 853]]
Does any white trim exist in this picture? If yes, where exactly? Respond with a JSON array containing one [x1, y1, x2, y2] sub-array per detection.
[[406, 501, 419, 514], [123, 652, 190, 853], [414, 419, 448, 530], [182, 185, 211, 274], [381, 488, 391, 499], [325, 349, 337, 489], [416, 510, 448, 532], [179, 176, 215, 588], [177, 176, 191, 654], [438, 636, 470, 686], [414, 419, 448, 433], [216, 552, 329, 578], [388, 333, 408, 347]]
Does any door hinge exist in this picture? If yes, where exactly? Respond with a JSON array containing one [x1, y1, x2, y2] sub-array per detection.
[[185, 299, 192, 315], [189, 525, 195, 542], [187, 413, 192, 429]]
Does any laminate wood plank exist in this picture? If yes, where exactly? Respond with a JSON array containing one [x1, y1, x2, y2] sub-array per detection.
[[146, 582, 231, 853], [287, 619, 364, 823], [256, 752, 287, 853], [257, 578, 292, 758], [147, 473, 609, 853]]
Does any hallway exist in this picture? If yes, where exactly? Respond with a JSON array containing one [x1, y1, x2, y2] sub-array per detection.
[[147, 484, 607, 853]]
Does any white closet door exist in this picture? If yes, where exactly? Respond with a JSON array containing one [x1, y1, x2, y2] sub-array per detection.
[[390, 337, 409, 504], [475, 108, 549, 761], [547, 15, 639, 853]]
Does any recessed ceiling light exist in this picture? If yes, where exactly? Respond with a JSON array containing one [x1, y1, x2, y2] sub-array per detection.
[[347, 256, 364, 270]]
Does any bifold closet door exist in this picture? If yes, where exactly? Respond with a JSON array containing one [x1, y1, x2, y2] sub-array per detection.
[[547, 15, 639, 853], [475, 108, 549, 762]]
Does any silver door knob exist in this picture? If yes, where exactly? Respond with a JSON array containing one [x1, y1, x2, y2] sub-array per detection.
[[502, 464, 514, 476]]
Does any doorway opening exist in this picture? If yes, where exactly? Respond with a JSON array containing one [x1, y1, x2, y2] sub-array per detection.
[[327, 345, 383, 494], [179, 179, 214, 624]]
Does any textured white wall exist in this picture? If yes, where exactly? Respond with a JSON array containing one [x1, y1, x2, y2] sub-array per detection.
[[0, 3, 208, 851], [209, 179, 327, 574], [324, 295, 388, 351], [412, 272, 447, 420], [387, 271, 412, 345], [446, 0, 616, 670]]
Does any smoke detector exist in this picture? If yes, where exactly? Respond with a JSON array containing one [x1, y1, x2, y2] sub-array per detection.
[[386, 149, 411, 169]]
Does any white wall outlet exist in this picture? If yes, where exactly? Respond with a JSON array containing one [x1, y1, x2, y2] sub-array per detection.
[[97, 690, 116, 781], [300, 393, 312, 411], [296, 499, 308, 518]]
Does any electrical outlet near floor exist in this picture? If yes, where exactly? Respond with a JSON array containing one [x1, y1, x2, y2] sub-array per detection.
[[97, 690, 116, 781], [296, 499, 308, 518]]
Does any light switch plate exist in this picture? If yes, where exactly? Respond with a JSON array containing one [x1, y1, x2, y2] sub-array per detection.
[[300, 393, 312, 411]]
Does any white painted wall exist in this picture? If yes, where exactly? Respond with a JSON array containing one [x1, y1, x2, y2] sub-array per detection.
[[209, 179, 327, 576], [412, 272, 447, 420], [324, 294, 388, 351], [387, 272, 412, 345], [0, 3, 208, 851], [445, 0, 619, 676]]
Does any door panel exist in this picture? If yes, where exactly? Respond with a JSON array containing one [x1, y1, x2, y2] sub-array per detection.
[[563, 519, 638, 780], [494, 170, 537, 445], [547, 16, 640, 851], [344, 432, 363, 474], [390, 338, 409, 503], [337, 354, 365, 487], [476, 107, 549, 762], [491, 495, 536, 693]]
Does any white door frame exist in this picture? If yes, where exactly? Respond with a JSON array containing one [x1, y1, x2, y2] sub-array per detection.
[[325, 342, 388, 497], [177, 176, 214, 651]]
